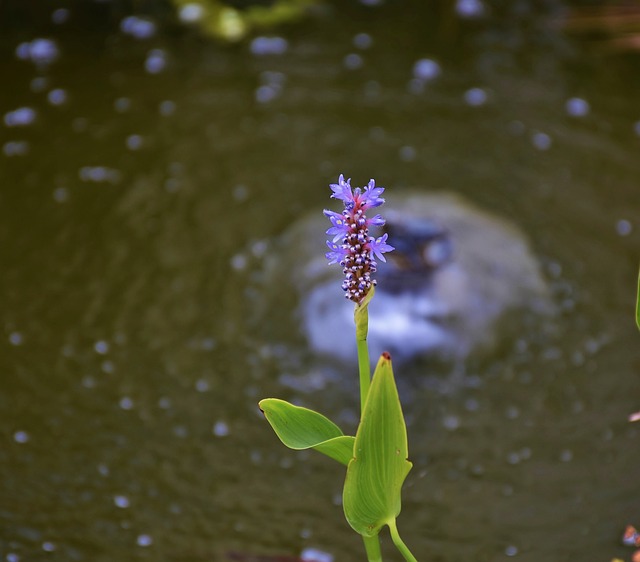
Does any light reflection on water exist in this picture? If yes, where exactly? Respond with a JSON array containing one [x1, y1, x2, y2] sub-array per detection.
[[1, 3, 640, 561]]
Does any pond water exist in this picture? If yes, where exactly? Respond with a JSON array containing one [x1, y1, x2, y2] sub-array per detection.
[[1, 2, 640, 561]]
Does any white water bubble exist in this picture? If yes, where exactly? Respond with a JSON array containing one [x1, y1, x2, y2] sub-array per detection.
[[456, 0, 484, 18], [79, 166, 121, 184], [136, 534, 153, 547], [251, 240, 268, 258], [353, 33, 373, 49], [145, 49, 166, 74], [531, 131, 552, 150], [114, 97, 131, 113], [179, 3, 204, 23], [255, 85, 279, 104], [6, 553, 20, 562], [159, 100, 176, 116], [120, 16, 157, 39], [48, 88, 67, 105], [173, 425, 188, 438], [195, 379, 210, 392], [52, 8, 70, 24], [82, 375, 95, 388], [4, 107, 36, 127], [300, 528, 312, 539], [18, 38, 60, 65], [201, 338, 216, 350], [41, 542, 56, 552], [616, 219, 632, 236], [114, 495, 130, 508], [158, 397, 171, 409], [3, 141, 29, 157], [343, 53, 363, 70], [119, 397, 134, 410], [442, 414, 460, 430], [505, 545, 518, 557], [565, 97, 590, 117], [464, 87, 487, 106], [9, 332, 23, 345], [53, 187, 69, 203], [300, 548, 334, 562], [413, 58, 440, 81], [213, 420, 230, 437], [250, 36, 288, 55], [15, 42, 31, 60], [399, 145, 416, 162], [126, 134, 143, 150], [94, 340, 109, 354], [14, 430, 30, 443], [233, 184, 249, 202], [231, 253, 247, 271], [101, 360, 115, 374], [559, 449, 573, 462]]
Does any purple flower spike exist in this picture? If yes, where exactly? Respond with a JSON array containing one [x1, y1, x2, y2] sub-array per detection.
[[324, 174, 394, 303]]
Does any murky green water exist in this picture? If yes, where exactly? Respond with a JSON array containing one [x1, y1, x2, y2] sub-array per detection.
[[1, 2, 640, 561]]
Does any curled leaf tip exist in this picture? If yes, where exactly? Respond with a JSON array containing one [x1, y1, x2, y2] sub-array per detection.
[[382, 351, 392, 361]]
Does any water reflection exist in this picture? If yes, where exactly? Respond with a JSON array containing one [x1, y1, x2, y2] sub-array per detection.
[[1, 2, 640, 561]]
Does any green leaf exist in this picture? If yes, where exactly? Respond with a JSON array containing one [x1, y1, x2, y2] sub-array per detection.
[[343, 353, 413, 537], [259, 398, 355, 465], [354, 285, 375, 342], [636, 267, 640, 331]]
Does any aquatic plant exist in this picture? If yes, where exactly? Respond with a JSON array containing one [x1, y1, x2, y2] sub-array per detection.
[[260, 176, 418, 562]]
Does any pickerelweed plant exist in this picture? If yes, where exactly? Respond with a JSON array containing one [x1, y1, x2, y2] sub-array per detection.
[[259, 175, 418, 562]]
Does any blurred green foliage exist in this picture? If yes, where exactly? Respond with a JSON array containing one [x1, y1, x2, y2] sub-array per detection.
[[171, 0, 317, 40]]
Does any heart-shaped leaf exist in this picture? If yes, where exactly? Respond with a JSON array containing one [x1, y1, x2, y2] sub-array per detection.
[[342, 353, 412, 537], [259, 398, 355, 466]]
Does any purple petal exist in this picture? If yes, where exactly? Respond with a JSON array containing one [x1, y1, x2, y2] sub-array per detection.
[[329, 174, 354, 203], [325, 240, 348, 265], [361, 179, 385, 208], [367, 213, 385, 227], [324, 209, 350, 242], [369, 233, 394, 262]]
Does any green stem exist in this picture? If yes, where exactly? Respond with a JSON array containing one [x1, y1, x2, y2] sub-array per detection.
[[354, 288, 374, 414], [388, 519, 418, 562], [362, 534, 383, 562], [357, 336, 370, 414]]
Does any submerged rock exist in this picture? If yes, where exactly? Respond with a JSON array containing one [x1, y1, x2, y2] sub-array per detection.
[[269, 190, 552, 366]]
